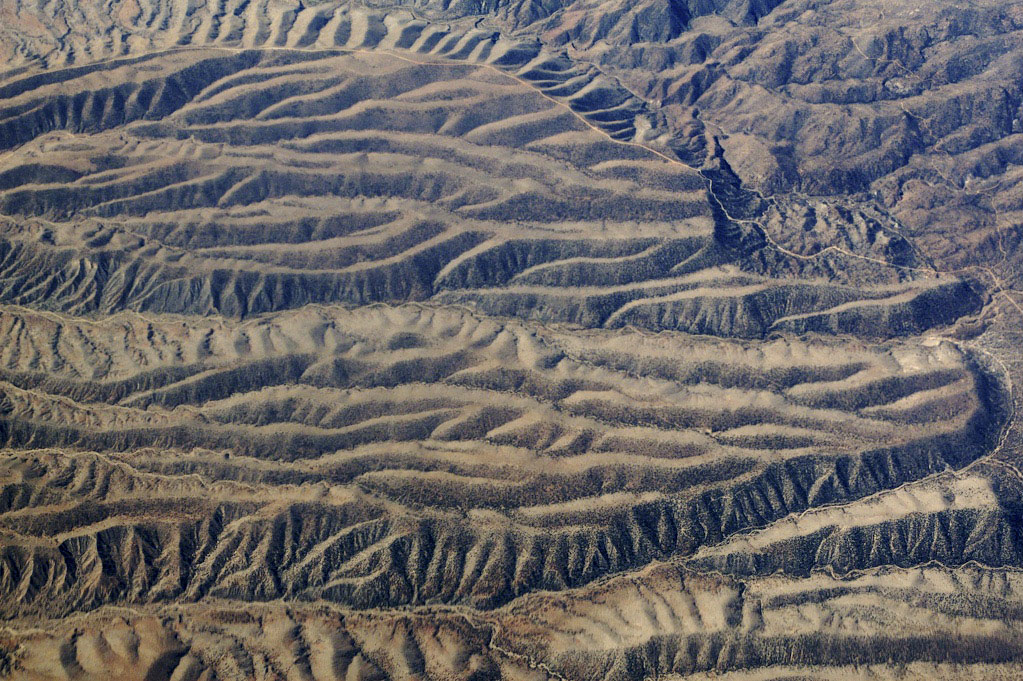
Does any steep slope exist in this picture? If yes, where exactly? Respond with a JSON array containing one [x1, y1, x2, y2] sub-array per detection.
[[0, 0, 1021, 679], [8, 561, 1023, 680], [0, 304, 1007, 617], [0, 36, 981, 336]]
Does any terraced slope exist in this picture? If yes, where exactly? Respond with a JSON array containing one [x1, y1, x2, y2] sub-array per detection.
[[0, 0, 1021, 680]]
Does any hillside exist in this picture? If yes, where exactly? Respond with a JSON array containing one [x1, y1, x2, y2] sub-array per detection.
[[0, 0, 1022, 679]]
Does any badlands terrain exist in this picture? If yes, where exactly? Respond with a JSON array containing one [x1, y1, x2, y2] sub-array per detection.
[[0, 0, 1022, 678]]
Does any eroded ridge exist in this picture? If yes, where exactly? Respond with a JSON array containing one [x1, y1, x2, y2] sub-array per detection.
[[7, 561, 1023, 680], [0, 47, 981, 337], [0, 1, 1020, 678], [0, 304, 1005, 616], [0, 5, 682, 149]]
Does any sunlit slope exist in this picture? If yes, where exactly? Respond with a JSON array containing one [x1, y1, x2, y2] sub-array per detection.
[[8, 561, 1023, 680], [0, 1, 1019, 679], [0, 46, 980, 337], [0, 304, 1004, 616]]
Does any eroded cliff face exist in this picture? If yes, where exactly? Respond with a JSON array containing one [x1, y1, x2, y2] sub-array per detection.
[[0, 0, 1021, 679]]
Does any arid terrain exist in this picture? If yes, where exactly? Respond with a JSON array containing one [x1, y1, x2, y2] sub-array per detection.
[[0, 0, 1022, 678]]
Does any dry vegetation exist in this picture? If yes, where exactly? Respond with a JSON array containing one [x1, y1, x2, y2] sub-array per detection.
[[0, 0, 1021, 679]]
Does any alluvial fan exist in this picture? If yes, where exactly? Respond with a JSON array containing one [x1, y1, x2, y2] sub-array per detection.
[[0, 0, 1022, 680]]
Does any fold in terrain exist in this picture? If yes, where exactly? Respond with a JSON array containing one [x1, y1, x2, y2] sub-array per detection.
[[0, 1, 1021, 679], [0, 304, 1006, 618]]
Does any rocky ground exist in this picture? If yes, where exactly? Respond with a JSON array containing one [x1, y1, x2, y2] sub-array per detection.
[[0, 0, 1022, 679]]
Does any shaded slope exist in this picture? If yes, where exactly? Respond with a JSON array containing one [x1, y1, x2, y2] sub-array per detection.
[[0, 304, 1007, 616], [0, 41, 981, 337]]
